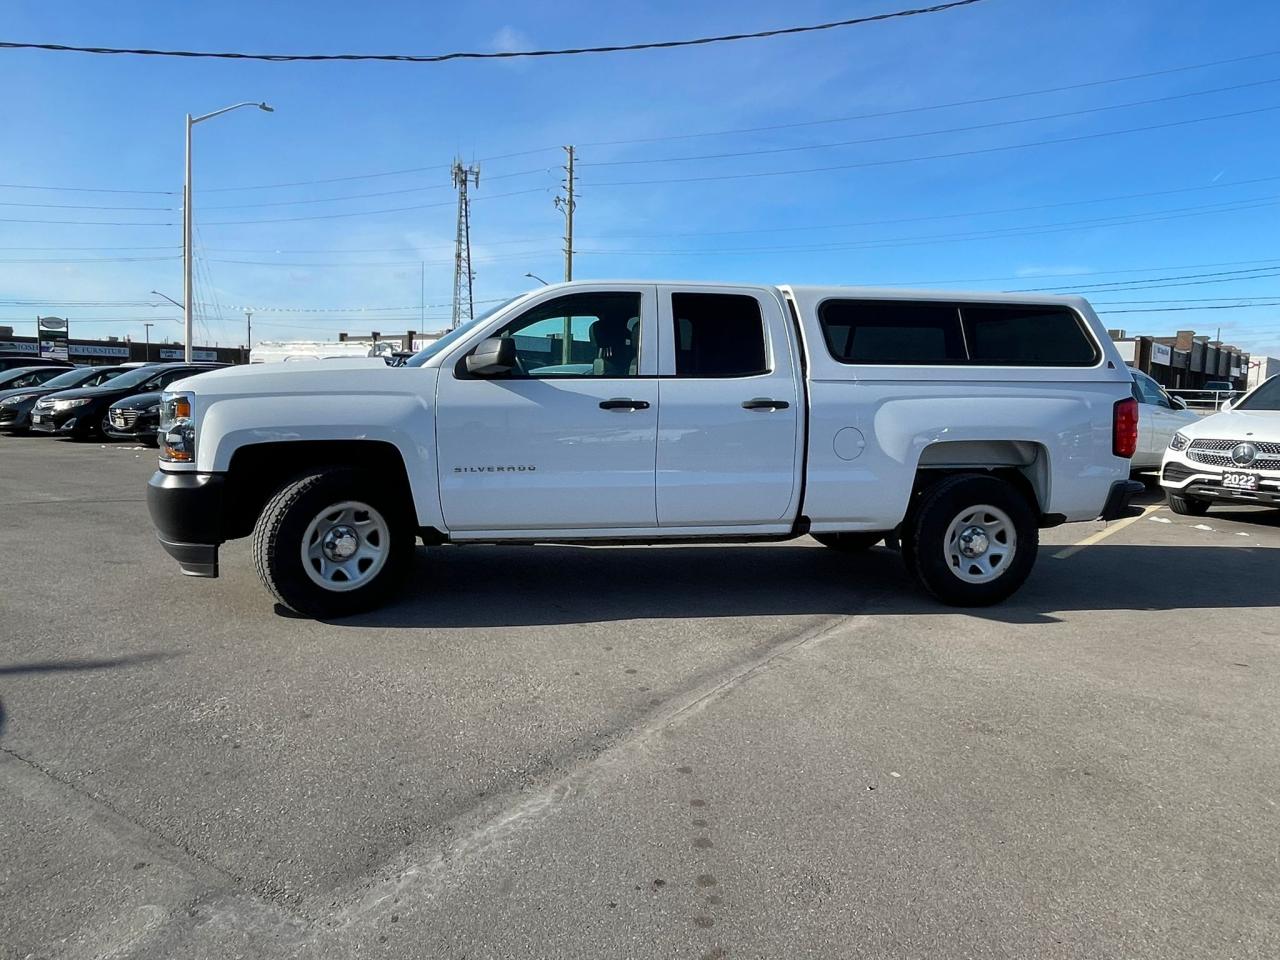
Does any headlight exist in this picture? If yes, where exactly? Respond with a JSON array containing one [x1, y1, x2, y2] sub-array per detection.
[[1169, 432, 1191, 452], [52, 397, 91, 411], [0, 393, 38, 407], [159, 391, 196, 463]]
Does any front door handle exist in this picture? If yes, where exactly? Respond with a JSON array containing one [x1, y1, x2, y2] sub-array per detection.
[[742, 398, 790, 411], [599, 398, 650, 411]]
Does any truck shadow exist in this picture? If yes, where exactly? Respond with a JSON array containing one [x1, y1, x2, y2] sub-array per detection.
[[334, 541, 1280, 628]]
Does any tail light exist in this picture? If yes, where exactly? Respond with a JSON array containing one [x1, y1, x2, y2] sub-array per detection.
[[1113, 397, 1139, 459]]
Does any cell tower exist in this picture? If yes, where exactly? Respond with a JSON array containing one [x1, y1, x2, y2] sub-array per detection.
[[451, 160, 480, 330]]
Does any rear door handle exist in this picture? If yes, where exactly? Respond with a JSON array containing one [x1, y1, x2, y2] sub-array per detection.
[[599, 398, 650, 411], [742, 398, 790, 411]]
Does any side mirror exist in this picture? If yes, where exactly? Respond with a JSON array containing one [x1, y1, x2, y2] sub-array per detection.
[[1220, 397, 1234, 411], [1170, 396, 1187, 410], [465, 337, 517, 377]]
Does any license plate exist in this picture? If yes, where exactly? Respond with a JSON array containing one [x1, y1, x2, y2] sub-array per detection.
[[32, 414, 46, 425], [1222, 471, 1260, 490]]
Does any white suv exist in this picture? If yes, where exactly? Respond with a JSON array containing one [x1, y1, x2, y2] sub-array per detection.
[[1161, 375, 1280, 515]]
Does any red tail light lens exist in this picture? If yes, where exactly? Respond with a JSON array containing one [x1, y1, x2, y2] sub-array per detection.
[[1113, 397, 1139, 459]]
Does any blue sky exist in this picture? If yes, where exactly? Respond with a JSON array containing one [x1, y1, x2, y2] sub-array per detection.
[[2, 0, 1279, 359]]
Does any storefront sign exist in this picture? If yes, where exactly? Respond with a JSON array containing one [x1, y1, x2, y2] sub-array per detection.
[[70, 344, 130, 358], [159, 348, 217, 361], [0, 340, 38, 354], [1151, 343, 1172, 365], [37, 317, 69, 360]]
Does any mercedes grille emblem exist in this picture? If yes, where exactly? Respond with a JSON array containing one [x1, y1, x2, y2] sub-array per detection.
[[1231, 442, 1259, 467]]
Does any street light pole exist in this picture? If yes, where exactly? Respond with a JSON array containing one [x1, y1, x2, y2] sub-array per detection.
[[524, 272, 549, 286], [183, 101, 274, 362], [143, 322, 153, 362]]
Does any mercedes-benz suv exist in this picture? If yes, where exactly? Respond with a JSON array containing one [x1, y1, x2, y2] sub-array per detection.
[[1160, 375, 1280, 515]]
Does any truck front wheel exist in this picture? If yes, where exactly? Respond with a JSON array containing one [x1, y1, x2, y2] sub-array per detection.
[[905, 474, 1038, 606], [252, 469, 414, 618]]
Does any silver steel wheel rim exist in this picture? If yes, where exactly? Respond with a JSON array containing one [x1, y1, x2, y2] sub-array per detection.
[[944, 504, 1016, 584], [300, 500, 390, 593]]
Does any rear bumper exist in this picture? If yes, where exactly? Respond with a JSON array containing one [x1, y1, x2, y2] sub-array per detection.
[[1098, 479, 1146, 521], [147, 469, 227, 577]]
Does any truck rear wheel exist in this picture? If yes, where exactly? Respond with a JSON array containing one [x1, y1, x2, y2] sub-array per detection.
[[252, 469, 414, 618], [905, 474, 1038, 606], [812, 532, 883, 552]]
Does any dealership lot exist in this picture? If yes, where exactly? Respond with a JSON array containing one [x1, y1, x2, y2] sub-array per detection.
[[2, 437, 1278, 959]]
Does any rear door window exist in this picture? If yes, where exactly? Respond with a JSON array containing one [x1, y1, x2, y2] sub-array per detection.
[[672, 293, 768, 378]]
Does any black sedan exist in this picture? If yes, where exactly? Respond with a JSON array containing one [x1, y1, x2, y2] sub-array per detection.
[[103, 390, 165, 446], [29, 363, 223, 440], [0, 365, 131, 433]]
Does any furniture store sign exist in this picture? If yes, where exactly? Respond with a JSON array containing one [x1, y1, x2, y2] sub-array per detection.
[[38, 317, 69, 360]]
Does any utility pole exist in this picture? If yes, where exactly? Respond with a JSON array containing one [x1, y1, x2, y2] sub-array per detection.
[[184, 113, 193, 362], [143, 322, 153, 362], [244, 308, 253, 361], [450, 160, 480, 330], [555, 145, 576, 282]]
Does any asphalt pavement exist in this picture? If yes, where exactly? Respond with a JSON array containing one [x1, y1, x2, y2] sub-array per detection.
[[2, 436, 1278, 960]]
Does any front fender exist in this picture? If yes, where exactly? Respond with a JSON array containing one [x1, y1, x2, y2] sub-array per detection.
[[197, 390, 441, 528]]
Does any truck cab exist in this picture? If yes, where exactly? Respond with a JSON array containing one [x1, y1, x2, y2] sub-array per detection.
[[147, 281, 1140, 618]]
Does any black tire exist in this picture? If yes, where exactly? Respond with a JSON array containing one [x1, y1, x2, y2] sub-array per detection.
[[252, 468, 414, 618], [812, 531, 883, 552], [905, 474, 1039, 607], [1166, 490, 1210, 516]]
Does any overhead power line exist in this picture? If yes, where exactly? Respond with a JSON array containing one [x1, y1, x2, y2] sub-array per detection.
[[583, 77, 1280, 167], [0, 1, 989, 63], [580, 47, 1280, 147], [586, 103, 1280, 187], [6, 45, 1279, 199]]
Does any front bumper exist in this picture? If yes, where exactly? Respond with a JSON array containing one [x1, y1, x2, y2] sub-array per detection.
[[0, 400, 36, 430], [29, 408, 78, 433], [147, 469, 228, 577], [1161, 449, 1280, 507]]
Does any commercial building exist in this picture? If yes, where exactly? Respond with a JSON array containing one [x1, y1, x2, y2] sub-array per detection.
[[1110, 329, 1250, 390], [0, 329, 244, 366]]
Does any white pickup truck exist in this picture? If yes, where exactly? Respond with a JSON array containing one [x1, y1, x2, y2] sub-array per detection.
[[147, 281, 1143, 618]]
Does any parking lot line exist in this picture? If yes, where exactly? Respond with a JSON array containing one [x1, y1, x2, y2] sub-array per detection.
[[1053, 503, 1165, 559]]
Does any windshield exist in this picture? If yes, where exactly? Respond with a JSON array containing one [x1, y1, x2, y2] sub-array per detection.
[[404, 297, 523, 367], [41, 366, 116, 389], [102, 365, 170, 390], [1236, 376, 1280, 411]]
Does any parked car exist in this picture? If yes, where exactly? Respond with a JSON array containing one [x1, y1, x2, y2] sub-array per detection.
[[1161, 374, 1280, 515], [31, 363, 223, 440], [1129, 370, 1199, 472], [1203, 380, 1235, 393], [104, 390, 165, 446], [147, 282, 1142, 617], [0, 365, 131, 433], [0, 365, 77, 391], [0, 354, 74, 372]]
